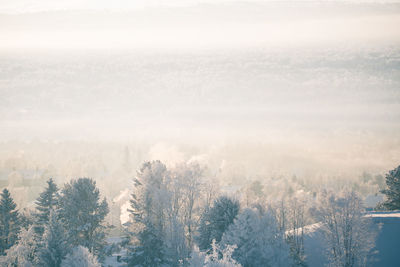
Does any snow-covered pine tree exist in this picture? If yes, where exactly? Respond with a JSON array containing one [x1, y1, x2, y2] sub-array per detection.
[[2, 226, 38, 267], [381, 165, 400, 210], [127, 161, 169, 266], [0, 189, 20, 255], [127, 222, 165, 267], [197, 196, 240, 251], [34, 178, 59, 236], [60, 246, 100, 267], [19, 208, 35, 231], [37, 210, 69, 267], [58, 178, 109, 262], [220, 208, 292, 267], [128, 161, 204, 266]]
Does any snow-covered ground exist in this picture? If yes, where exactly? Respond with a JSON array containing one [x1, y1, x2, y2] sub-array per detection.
[[303, 212, 400, 267], [105, 255, 124, 267], [365, 212, 400, 218], [105, 237, 126, 267]]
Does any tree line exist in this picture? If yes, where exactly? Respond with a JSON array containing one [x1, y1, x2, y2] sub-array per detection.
[[0, 178, 108, 266], [0, 162, 399, 267]]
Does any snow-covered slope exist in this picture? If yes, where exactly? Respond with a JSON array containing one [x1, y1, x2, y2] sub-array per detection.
[[303, 212, 400, 267], [367, 212, 400, 267]]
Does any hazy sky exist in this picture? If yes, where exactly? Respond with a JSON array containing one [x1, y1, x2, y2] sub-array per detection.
[[0, 0, 399, 175], [1, 0, 399, 50]]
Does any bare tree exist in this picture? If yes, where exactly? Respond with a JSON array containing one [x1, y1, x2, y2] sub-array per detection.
[[171, 163, 204, 251], [286, 197, 307, 266], [315, 190, 376, 267], [274, 194, 309, 266]]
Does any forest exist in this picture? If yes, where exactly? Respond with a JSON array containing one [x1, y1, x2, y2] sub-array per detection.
[[1, 160, 399, 267]]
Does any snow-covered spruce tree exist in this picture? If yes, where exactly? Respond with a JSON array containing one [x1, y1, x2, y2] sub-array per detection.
[[315, 190, 376, 267], [127, 222, 166, 267], [60, 246, 100, 267], [189, 241, 242, 267], [381, 165, 400, 210], [19, 208, 35, 231], [2, 226, 38, 267], [197, 196, 240, 251], [58, 178, 109, 262], [37, 210, 69, 267], [127, 161, 169, 266], [220, 208, 292, 267], [0, 189, 20, 255], [34, 178, 59, 236]]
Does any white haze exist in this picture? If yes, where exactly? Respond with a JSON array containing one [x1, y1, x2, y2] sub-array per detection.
[[0, 0, 399, 188]]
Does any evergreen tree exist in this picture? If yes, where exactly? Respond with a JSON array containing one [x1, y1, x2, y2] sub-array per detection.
[[197, 196, 240, 251], [61, 246, 100, 267], [127, 161, 169, 266], [58, 178, 109, 262], [19, 208, 35, 230], [381, 165, 400, 210], [2, 226, 38, 267], [0, 189, 20, 255], [127, 223, 165, 267], [34, 178, 59, 236], [38, 210, 69, 267], [220, 208, 292, 267]]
